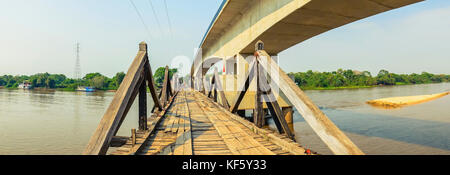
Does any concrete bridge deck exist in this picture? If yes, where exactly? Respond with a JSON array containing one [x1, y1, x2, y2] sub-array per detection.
[[110, 90, 307, 155]]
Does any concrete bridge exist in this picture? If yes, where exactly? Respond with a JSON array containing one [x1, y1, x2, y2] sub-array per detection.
[[84, 0, 422, 155]]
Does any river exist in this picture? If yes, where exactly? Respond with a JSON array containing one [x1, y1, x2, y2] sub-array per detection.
[[0, 83, 449, 155]]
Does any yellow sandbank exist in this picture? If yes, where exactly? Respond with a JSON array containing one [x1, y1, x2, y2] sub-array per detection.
[[367, 91, 450, 108]]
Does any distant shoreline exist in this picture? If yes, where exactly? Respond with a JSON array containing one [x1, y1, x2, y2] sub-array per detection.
[[301, 82, 449, 90], [2, 82, 448, 92], [0, 86, 117, 92]]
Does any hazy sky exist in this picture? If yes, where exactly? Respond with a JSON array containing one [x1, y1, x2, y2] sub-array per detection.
[[0, 0, 449, 78]]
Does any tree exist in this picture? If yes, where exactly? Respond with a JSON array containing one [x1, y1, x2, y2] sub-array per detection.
[[154, 67, 178, 87], [91, 76, 106, 89], [376, 69, 395, 85], [112, 72, 126, 88]]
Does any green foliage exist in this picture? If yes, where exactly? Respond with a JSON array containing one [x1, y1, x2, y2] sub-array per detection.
[[154, 67, 178, 87], [0, 72, 128, 91], [289, 69, 449, 90], [112, 72, 126, 88]]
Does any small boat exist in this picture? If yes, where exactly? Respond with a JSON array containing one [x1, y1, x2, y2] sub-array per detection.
[[76, 86, 96, 92], [18, 82, 32, 89]]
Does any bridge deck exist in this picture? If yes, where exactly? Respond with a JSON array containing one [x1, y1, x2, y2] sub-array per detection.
[[110, 90, 307, 155]]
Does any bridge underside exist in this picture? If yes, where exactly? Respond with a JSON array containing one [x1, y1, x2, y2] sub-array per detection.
[[193, 0, 423, 77]]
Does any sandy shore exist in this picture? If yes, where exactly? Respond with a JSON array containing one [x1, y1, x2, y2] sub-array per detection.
[[367, 91, 450, 108]]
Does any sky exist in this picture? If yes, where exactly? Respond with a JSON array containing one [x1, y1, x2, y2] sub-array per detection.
[[0, 0, 449, 78]]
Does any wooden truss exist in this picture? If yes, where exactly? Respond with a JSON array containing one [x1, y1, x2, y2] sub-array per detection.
[[83, 42, 176, 155], [202, 46, 363, 155]]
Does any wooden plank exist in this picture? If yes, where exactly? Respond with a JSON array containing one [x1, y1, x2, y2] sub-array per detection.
[[129, 91, 179, 155], [183, 92, 193, 155], [172, 112, 180, 133], [164, 116, 175, 133], [197, 91, 307, 155], [199, 101, 241, 155], [83, 42, 149, 155], [257, 50, 364, 155], [174, 94, 186, 155]]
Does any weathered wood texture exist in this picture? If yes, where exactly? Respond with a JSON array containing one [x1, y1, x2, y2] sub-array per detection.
[[258, 66, 294, 139], [213, 68, 230, 109], [83, 42, 150, 155], [110, 91, 178, 155], [160, 66, 170, 106], [230, 59, 256, 113], [115, 90, 307, 155], [84, 42, 174, 155], [254, 61, 264, 127], [139, 78, 147, 130], [257, 50, 364, 155]]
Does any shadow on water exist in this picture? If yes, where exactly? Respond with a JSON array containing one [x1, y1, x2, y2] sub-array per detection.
[[288, 107, 450, 151]]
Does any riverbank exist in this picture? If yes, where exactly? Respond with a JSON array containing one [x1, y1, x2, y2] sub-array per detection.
[[300, 82, 449, 90], [301, 85, 375, 90]]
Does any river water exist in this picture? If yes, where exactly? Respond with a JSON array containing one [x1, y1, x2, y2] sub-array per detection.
[[0, 83, 449, 155]]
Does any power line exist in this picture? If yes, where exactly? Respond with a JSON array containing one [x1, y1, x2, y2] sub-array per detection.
[[129, 0, 152, 40], [163, 0, 173, 38], [147, 0, 163, 35]]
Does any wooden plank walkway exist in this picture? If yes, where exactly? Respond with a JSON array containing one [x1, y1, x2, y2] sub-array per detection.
[[110, 90, 307, 155]]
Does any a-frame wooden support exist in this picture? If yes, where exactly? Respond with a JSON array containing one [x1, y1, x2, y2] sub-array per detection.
[[255, 49, 364, 155], [206, 68, 230, 109], [83, 42, 176, 155], [228, 53, 294, 139], [150, 66, 174, 113]]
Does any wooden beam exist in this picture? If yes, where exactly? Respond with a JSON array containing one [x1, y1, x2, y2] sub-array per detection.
[[213, 86, 217, 102], [160, 66, 170, 106], [139, 75, 147, 131], [145, 58, 162, 111], [282, 107, 294, 133], [83, 42, 149, 155], [131, 129, 137, 147], [257, 63, 295, 139], [213, 68, 230, 110], [167, 74, 174, 97], [113, 75, 144, 136], [254, 61, 264, 127], [207, 75, 215, 98], [229, 59, 256, 113], [257, 50, 364, 155]]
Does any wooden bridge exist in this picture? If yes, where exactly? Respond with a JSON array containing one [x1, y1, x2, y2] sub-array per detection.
[[83, 0, 423, 155], [83, 42, 308, 155]]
